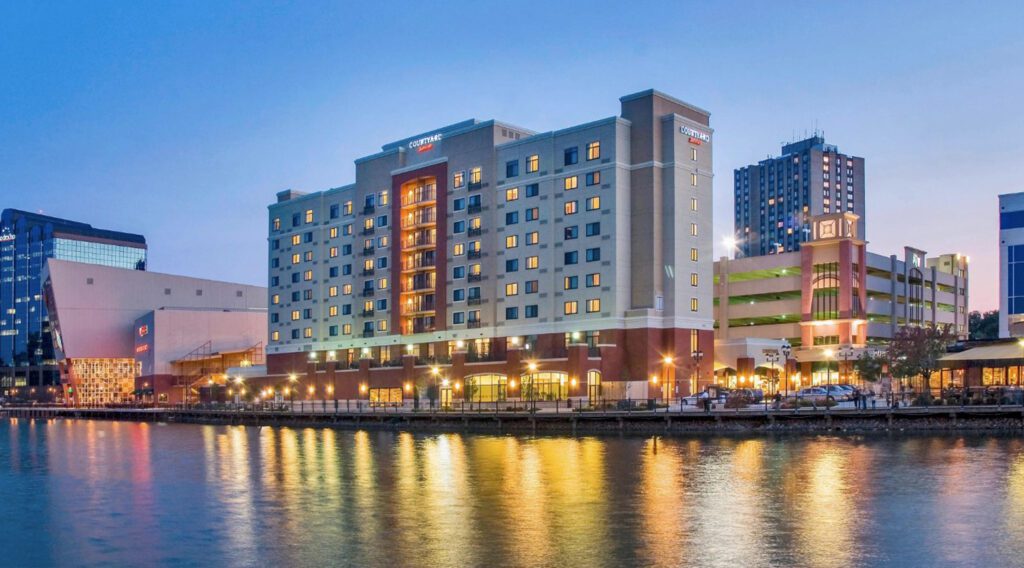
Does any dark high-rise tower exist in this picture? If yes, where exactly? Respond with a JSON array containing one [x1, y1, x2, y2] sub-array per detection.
[[733, 135, 865, 257], [0, 209, 147, 395]]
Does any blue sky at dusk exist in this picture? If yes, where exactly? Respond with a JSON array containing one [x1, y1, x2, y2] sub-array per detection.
[[2, 1, 1022, 310]]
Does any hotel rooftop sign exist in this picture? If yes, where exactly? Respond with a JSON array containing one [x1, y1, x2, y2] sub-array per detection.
[[409, 133, 442, 153], [680, 126, 711, 144]]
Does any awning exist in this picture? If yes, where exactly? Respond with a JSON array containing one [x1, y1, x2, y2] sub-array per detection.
[[942, 343, 1024, 362]]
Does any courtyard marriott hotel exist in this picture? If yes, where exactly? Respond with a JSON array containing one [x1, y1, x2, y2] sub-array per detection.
[[264, 90, 715, 404]]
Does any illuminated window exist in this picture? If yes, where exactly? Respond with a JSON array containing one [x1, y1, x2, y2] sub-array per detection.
[[305, 210, 314, 223], [470, 167, 482, 184], [505, 235, 518, 249], [329, 227, 338, 238], [586, 171, 600, 186], [291, 234, 301, 245], [587, 299, 600, 313], [273, 218, 281, 231], [291, 310, 300, 321], [329, 286, 338, 297], [586, 196, 600, 211], [363, 259, 374, 271], [363, 218, 374, 230], [343, 284, 352, 295], [343, 324, 352, 335], [271, 294, 280, 304], [505, 283, 518, 296], [304, 251, 313, 261], [564, 201, 578, 215], [329, 305, 338, 316], [377, 278, 388, 289], [304, 327, 313, 338], [344, 201, 353, 215], [454, 243, 465, 256], [690, 273, 698, 287], [564, 301, 579, 315], [690, 223, 697, 236], [378, 320, 388, 331], [564, 276, 578, 290], [526, 154, 539, 173], [526, 256, 538, 269], [691, 198, 698, 211], [691, 248, 698, 261], [526, 231, 539, 245], [379, 191, 389, 206], [469, 263, 481, 276], [469, 217, 481, 230], [506, 187, 519, 201], [271, 331, 280, 341], [691, 148, 697, 161], [454, 171, 465, 188], [564, 176, 578, 190], [344, 224, 353, 235], [329, 247, 338, 258], [291, 254, 300, 264], [690, 298, 698, 312], [586, 141, 600, 161], [586, 273, 600, 287], [690, 173, 698, 186], [304, 270, 313, 281]]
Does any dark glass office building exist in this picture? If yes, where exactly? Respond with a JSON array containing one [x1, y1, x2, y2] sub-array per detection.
[[733, 135, 865, 257], [0, 209, 147, 394]]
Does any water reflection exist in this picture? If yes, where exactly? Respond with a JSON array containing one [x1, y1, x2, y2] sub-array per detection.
[[2, 420, 1024, 567]]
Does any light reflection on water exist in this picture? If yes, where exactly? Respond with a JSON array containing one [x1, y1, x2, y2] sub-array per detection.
[[2, 419, 1024, 567]]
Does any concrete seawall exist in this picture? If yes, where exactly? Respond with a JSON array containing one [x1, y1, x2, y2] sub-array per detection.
[[6, 406, 1024, 435]]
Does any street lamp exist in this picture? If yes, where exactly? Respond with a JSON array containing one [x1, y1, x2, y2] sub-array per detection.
[[691, 350, 705, 395], [526, 361, 538, 412], [781, 340, 792, 400]]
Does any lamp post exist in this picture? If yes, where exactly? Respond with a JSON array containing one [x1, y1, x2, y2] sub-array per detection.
[[691, 350, 705, 395], [765, 350, 780, 411], [662, 355, 674, 410], [781, 341, 792, 399], [527, 361, 538, 413]]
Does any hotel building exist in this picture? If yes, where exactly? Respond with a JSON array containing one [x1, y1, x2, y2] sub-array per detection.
[[0, 209, 147, 395], [265, 90, 715, 404], [734, 135, 865, 257], [999, 192, 1024, 337], [714, 213, 969, 387]]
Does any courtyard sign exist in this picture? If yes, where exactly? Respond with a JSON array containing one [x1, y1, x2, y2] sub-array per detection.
[[409, 133, 442, 153], [680, 126, 711, 145]]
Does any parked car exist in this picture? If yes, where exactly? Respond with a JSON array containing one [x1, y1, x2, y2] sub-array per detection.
[[797, 387, 830, 403], [681, 389, 729, 406]]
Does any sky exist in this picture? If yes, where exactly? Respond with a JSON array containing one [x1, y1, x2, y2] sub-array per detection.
[[1, 1, 1022, 311]]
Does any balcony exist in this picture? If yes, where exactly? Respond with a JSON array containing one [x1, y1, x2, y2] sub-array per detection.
[[468, 250, 482, 260], [362, 204, 375, 215], [361, 246, 375, 256], [402, 234, 436, 250], [467, 181, 482, 192], [467, 204, 482, 214], [404, 302, 436, 316], [362, 330, 375, 338], [401, 209, 437, 229], [403, 317, 436, 335], [361, 289, 375, 297], [467, 297, 482, 306], [361, 227, 375, 236], [401, 281, 436, 293], [467, 227, 482, 237], [401, 186, 437, 209], [468, 320, 482, 329], [401, 257, 436, 272], [361, 309, 375, 317], [361, 268, 375, 277], [467, 273, 482, 283]]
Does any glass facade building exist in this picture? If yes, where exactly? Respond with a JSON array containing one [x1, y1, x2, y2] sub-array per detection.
[[0, 209, 146, 393]]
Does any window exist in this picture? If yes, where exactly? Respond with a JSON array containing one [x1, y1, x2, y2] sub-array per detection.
[[691, 173, 698, 186], [526, 256, 538, 269], [691, 248, 698, 262], [525, 280, 538, 293], [344, 201, 353, 215], [304, 232, 313, 244], [453, 312, 465, 324], [525, 305, 539, 318], [292, 213, 300, 227], [564, 201, 578, 215], [376, 214, 388, 228], [454, 243, 465, 256], [469, 217, 481, 230], [454, 220, 466, 233], [526, 231, 539, 245], [342, 304, 352, 315], [305, 210, 314, 223], [691, 147, 697, 161], [329, 325, 338, 337], [564, 276, 578, 290], [565, 226, 578, 239], [564, 176, 578, 190], [470, 167, 482, 185], [329, 286, 338, 297], [304, 251, 313, 261], [453, 266, 466, 279], [271, 331, 280, 341], [586, 248, 601, 262], [273, 218, 281, 231], [329, 246, 338, 258], [271, 258, 280, 268], [271, 294, 280, 305], [587, 299, 601, 313], [329, 267, 338, 278], [691, 273, 698, 287], [330, 204, 340, 219], [586, 196, 600, 211], [564, 146, 578, 166], [586, 273, 600, 287], [505, 283, 519, 296], [506, 160, 519, 178], [343, 283, 352, 295], [329, 305, 338, 317], [506, 259, 519, 272], [342, 324, 352, 335], [586, 222, 600, 237], [291, 329, 300, 339], [586, 171, 600, 186], [304, 270, 313, 281], [565, 251, 578, 265], [291, 310, 300, 321], [454, 198, 466, 211], [506, 187, 519, 202], [691, 197, 698, 211], [505, 235, 518, 249], [526, 155, 539, 173], [690, 298, 699, 312], [526, 207, 539, 221], [564, 301, 579, 315], [454, 171, 465, 188], [329, 227, 338, 239], [690, 223, 698, 236], [505, 307, 519, 320], [291, 272, 300, 283], [453, 288, 465, 301], [377, 320, 388, 332], [291, 234, 301, 246], [525, 183, 539, 197], [586, 141, 600, 161], [344, 224, 353, 235]]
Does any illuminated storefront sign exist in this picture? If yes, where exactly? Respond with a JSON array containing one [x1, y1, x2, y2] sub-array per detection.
[[138, 325, 149, 337], [409, 133, 442, 153], [680, 126, 710, 145], [0, 229, 14, 243], [135, 344, 149, 354]]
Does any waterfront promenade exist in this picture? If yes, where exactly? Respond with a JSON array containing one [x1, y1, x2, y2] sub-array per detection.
[[8, 403, 1024, 434]]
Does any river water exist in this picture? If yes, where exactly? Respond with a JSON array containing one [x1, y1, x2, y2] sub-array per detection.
[[3, 418, 1023, 567]]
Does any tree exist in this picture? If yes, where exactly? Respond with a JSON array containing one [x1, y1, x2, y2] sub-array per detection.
[[968, 310, 999, 341], [888, 325, 958, 402], [853, 350, 886, 387]]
